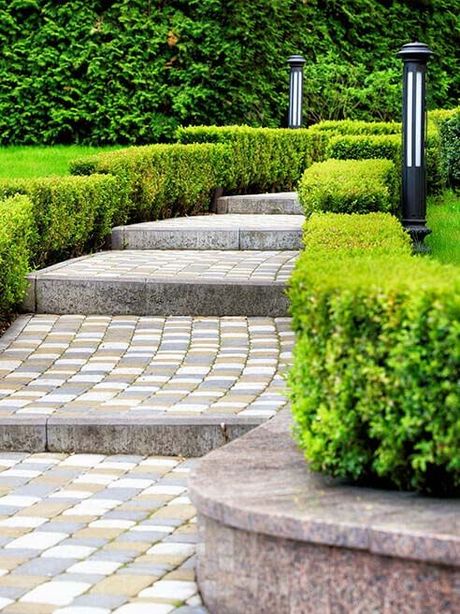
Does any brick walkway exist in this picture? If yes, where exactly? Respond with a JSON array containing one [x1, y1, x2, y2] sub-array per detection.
[[0, 452, 204, 613], [0, 315, 292, 420], [0, 191, 302, 611]]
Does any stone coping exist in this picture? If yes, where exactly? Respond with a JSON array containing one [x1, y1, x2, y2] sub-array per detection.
[[189, 410, 460, 568]]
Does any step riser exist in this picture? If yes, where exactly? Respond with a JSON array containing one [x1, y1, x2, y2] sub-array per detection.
[[217, 193, 302, 215], [112, 228, 302, 251], [0, 420, 261, 456], [27, 279, 289, 317]]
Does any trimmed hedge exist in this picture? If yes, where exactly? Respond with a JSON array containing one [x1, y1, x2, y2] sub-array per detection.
[[0, 175, 122, 267], [326, 134, 400, 163], [176, 125, 327, 193], [288, 212, 460, 495], [71, 143, 229, 222], [325, 131, 445, 195], [303, 211, 411, 256], [309, 119, 400, 136], [297, 159, 398, 216], [0, 195, 36, 316], [438, 110, 460, 189]]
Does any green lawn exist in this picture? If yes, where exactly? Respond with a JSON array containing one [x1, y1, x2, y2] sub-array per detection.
[[426, 191, 460, 266], [0, 145, 120, 178]]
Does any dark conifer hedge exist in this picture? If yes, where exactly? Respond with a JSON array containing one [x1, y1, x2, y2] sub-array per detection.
[[0, 0, 458, 144]]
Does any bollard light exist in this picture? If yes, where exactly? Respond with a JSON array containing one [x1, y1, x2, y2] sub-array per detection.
[[287, 55, 306, 129], [397, 41, 433, 246]]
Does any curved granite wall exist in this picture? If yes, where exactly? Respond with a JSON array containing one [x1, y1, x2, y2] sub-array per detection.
[[189, 411, 460, 613]]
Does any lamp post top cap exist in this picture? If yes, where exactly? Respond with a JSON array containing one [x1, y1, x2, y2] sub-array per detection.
[[287, 55, 306, 66], [397, 41, 433, 61]]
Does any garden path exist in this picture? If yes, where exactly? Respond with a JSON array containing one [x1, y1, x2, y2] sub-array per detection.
[[0, 191, 302, 612]]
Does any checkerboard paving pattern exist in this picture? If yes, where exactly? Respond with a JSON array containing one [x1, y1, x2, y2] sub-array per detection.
[[35, 250, 297, 283], [0, 316, 293, 419], [0, 452, 206, 613]]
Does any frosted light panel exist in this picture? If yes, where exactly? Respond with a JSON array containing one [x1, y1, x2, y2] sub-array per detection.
[[415, 71, 423, 167], [406, 71, 413, 167]]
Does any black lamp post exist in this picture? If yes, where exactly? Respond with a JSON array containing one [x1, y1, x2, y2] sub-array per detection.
[[287, 55, 306, 129], [397, 41, 433, 246]]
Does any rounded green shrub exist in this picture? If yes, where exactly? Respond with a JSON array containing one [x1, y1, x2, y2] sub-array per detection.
[[288, 213, 460, 495]]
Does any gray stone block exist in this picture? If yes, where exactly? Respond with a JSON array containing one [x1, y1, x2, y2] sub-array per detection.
[[144, 281, 289, 317], [47, 415, 262, 456], [36, 278, 147, 316], [217, 192, 302, 215], [189, 410, 460, 613], [122, 229, 239, 250], [239, 229, 302, 250], [0, 418, 47, 452]]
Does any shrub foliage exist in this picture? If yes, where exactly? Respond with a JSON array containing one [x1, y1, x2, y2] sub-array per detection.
[[71, 143, 229, 221], [0, 175, 122, 267], [297, 159, 398, 216], [289, 213, 460, 495], [177, 125, 326, 193], [0, 195, 36, 315]]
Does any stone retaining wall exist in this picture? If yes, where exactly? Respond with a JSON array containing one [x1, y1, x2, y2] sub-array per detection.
[[189, 411, 460, 613]]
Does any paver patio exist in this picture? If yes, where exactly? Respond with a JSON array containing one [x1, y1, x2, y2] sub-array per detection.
[[0, 452, 204, 613]]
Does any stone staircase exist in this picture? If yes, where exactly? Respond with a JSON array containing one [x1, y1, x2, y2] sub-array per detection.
[[0, 192, 303, 456]]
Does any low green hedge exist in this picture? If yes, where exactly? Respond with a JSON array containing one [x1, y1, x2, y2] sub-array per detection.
[[326, 131, 444, 195], [326, 134, 401, 164], [297, 158, 398, 216], [303, 211, 411, 256], [0, 195, 36, 315], [289, 212, 460, 495], [0, 175, 122, 267], [309, 119, 400, 136], [437, 110, 460, 189], [71, 143, 229, 222], [176, 125, 327, 193]]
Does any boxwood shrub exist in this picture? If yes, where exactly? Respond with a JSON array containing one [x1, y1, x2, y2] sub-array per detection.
[[71, 143, 229, 222], [309, 119, 400, 136], [437, 110, 460, 189], [297, 158, 398, 216], [0, 195, 36, 315], [326, 131, 444, 195], [0, 175, 122, 267], [288, 212, 460, 495], [176, 125, 327, 193]]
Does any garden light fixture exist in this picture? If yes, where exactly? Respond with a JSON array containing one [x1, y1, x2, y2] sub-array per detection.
[[287, 55, 306, 129], [398, 41, 433, 246]]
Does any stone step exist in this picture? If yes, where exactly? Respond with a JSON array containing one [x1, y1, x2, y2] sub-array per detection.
[[217, 192, 302, 215], [24, 250, 297, 317], [0, 314, 292, 455], [112, 214, 304, 251]]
